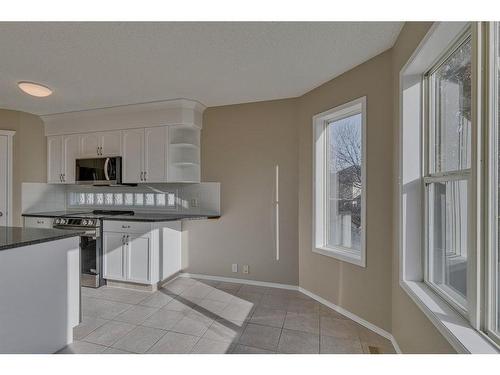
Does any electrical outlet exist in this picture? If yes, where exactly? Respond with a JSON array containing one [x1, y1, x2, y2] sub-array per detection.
[[243, 265, 249, 274], [232, 264, 238, 273], [190, 198, 199, 208]]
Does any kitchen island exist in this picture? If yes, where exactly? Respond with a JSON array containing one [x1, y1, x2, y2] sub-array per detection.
[[0, 227, 82, 353]]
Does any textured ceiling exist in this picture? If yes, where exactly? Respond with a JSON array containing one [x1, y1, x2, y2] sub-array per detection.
[[0, 22, 403, 115]]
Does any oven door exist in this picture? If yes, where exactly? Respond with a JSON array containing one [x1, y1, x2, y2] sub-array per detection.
[[76, 157, 121, 185]]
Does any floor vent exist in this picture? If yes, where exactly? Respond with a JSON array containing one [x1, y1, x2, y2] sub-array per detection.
[[368, 346, 382, 354]]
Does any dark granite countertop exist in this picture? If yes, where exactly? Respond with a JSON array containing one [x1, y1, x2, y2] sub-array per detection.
[[0, 227, 84, 251], [104, 213, 221, 222], [22, 210, 220, 223], [22, 211, 88, 218]]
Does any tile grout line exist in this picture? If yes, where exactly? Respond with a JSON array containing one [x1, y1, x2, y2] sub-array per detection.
[[78, 278, 387, 354]]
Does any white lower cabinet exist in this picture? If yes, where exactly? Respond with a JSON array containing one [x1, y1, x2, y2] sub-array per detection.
[[126, 235, 151, 284], [102, 220, 181, 286], [103, 232, 126, 281]]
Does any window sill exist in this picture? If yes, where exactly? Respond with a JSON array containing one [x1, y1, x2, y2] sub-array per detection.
[[400, 280, 499, 353], [313, 246, 365, 268]]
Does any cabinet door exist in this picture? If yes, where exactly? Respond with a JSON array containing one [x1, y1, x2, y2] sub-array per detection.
[[144, 126, 167, 183], [62, 134, 80, 183], [103, 232, 126, 281], [80, 133, 100, 157], [47, 136, 63, 184], [122, 129, 144, 183], [100, 131, 122, 156], [126, 235, 151, 284]]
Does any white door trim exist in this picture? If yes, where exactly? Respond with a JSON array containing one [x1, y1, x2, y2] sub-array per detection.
[[0, 130, 15, 226]]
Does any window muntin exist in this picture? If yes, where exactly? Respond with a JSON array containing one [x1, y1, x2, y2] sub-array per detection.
[[313, 97, 366, 267], [326, 113, 362, 252], [425, 33, 472, 314]]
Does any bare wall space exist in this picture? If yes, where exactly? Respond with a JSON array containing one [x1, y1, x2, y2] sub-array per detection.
[[182, 99, 300, 285], [0, 109, 47, 225]]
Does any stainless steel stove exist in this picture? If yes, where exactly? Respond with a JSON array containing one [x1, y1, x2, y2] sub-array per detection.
[[53, 210, 134, 288]]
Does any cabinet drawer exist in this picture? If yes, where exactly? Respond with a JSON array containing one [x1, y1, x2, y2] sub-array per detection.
[[103, 220, 152, 234], [24, 217, 53, 229]]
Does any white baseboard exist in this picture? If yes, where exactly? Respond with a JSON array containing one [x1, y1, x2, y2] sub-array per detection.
[[178, 272, 402, 353], [298, 287, 402, 354], [178, 272, 298, 291]]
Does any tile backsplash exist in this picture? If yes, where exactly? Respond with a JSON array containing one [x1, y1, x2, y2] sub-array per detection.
[[22, 182, 220, 216], [22, 183, 67, 213]]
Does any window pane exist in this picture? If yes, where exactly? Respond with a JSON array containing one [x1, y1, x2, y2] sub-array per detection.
[[124, 193, 134, 205], [430, 37, 472, 173], [428, 180, 468, 309], [96, 193, 104, 205], [135, 193, 144, 206], [105, 193, 113, 206], [326, 113, 362, 251]]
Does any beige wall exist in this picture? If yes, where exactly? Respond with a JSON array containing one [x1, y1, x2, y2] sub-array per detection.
[[186, 22, 456, 352], [0, 109, 47, 226], [182, 99, 300, 285], [0, 23, 455, 352], [391, 22, 455, 353], [297, 50, 394, 332]]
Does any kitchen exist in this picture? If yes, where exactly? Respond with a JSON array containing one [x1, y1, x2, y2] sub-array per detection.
[[2, 17, 477, 360]]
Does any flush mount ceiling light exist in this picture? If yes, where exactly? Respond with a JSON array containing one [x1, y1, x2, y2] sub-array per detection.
[[17, 81, 53, 97]]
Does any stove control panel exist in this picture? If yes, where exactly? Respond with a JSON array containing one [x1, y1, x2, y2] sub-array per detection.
[[54, 218, 98, 227]]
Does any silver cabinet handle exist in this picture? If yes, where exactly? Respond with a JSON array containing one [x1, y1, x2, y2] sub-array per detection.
[[126, 234, 130, 245], [60, 173, 63, 182], [121, 225, 131, 229], [62, 173, 65, 182], [140, 171, 144, 181], [122, 234, 126, 245], [143, 171, 147, 181]]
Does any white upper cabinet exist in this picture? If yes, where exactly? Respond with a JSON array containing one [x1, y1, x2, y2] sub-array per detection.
[[144, 126, 168, 183], [80, 131, 122, 157], [47, 134, 80, 184], [62, 134, 80, 183], [43, 100, 204, 184], [47, 136, 63, 184], [79, 133, 100, 158], [122, 128, 144, 184], [100, 131, 122, 156], [123, 126, 168, 184]]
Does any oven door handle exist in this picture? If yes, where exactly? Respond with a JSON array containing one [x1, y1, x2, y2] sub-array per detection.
[[104, 157, 110, 181]]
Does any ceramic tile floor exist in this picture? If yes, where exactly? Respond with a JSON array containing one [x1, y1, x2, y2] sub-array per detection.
[[58, 277, 396, 354]]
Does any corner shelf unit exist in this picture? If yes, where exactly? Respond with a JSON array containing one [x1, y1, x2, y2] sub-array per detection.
[[167, 125, 201, 183]]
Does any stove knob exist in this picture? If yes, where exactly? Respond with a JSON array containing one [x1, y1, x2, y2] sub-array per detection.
[[82, 219, 88, 226], [88, 220, 95, 226], [60, 219, 66, 225], [55, 218, 60, 224]]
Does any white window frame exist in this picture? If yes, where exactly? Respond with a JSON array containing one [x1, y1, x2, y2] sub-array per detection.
[[399, 21, 499, 353], [485, 21, 500, 347], [312, 96, 366, 267], [423, 30, 473, 318]]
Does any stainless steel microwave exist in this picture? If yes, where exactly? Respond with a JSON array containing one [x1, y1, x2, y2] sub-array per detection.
[[76, 157, 122, 185]]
